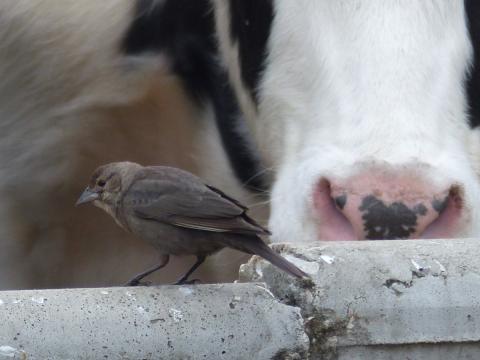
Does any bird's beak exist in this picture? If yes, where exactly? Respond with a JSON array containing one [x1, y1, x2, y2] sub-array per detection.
[[75, 187, 100, 206]]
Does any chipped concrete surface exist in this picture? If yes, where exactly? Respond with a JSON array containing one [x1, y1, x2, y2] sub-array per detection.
[[0, 284, 308, 359], [240, 238, 480, 359], [0, 239, 479, 359], [0, 345, 26, 359]]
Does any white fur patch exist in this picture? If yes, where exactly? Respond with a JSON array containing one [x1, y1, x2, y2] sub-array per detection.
[[214, 0, 480, 242]]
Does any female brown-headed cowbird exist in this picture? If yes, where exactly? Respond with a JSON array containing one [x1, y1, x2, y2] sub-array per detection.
[[76, 162, 307, 285]]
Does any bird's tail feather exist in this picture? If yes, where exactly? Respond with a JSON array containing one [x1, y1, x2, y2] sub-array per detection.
[[234, 238, 308, 279]]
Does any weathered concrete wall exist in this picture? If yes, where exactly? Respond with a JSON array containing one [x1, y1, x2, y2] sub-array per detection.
[[240, 238, 480, 359], [0, 284, 308, 359], [0, 238, 479, 359]]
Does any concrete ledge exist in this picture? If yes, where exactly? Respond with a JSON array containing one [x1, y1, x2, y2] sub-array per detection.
[[0, 284, 308, 359], [1, 238, 479, 359], [240, 238, 480, 359]]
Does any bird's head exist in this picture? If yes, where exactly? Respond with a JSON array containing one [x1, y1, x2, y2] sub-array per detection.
[[75, 162, 140, 209]]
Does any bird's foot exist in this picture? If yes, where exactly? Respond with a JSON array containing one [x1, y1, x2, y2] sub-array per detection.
[[124, 278, 152, 287], [173, 278, 202, 286]]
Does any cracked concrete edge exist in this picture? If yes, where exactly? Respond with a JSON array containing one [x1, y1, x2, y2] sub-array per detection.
[[239, 239, 480, 359], [0, 283, 309, 360]]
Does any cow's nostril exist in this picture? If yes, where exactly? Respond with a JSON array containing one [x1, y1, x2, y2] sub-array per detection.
[[334, 194, 347, 210], [313, 179, 356, 240], [313, 177, 464, 241], [422, 185, 463, 239]]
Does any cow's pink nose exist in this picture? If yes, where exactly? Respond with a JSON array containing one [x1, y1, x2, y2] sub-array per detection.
[[313, 175, 463, 241]]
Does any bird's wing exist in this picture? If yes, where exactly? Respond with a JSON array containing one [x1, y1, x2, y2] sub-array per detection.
[[123, 168, 270, 235]]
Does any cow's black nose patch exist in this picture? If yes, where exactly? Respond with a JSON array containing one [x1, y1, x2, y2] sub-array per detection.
[[359, 195, 428, 240]]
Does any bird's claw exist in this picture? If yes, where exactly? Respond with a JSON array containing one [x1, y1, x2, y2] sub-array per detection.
[[173, 278, 202, 285], [124, 279, 152, 287]]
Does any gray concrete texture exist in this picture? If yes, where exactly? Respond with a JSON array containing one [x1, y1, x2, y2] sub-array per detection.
[[1, 238, 479, 359], [0, 283, 308, 359], [240, 238, 480, 359]]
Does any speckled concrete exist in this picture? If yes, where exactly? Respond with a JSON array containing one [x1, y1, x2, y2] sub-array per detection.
[[0, 283, 308, 359], [240, 238, 480, 359], [1, 239, 479, 359]]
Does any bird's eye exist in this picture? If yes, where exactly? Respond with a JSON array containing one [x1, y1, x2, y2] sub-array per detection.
[[97, 179, 106, 187]]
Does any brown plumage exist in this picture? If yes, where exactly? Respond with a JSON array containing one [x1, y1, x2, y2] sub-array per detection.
[[76, 161, 307, 285]]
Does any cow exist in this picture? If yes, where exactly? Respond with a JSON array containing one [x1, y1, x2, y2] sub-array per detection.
[[0, 0, 479, 289]]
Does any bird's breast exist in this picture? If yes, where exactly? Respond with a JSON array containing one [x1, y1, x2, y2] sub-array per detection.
[[127, 217, 225, 256]]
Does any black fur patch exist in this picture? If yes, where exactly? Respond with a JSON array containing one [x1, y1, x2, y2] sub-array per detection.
[[122, 0, 267, 192], [465, 0, 480, 128], [229, 0, 274, 103], [123, 0, 216, 101], [359, 195, 427, 240]]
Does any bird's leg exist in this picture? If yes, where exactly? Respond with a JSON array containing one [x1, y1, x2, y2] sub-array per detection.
[[174, 255, 206, 285], [125, 254, 170, 286]]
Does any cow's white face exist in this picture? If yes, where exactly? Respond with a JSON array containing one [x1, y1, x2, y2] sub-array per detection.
[[214, 0, 480, 242]]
